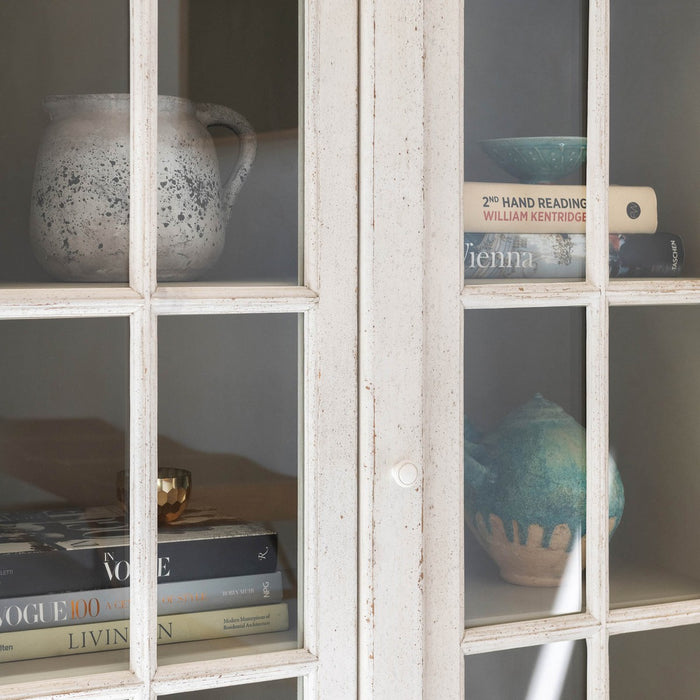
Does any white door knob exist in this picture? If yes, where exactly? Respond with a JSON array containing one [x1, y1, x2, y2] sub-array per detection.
[[392, 461, 420, 488]]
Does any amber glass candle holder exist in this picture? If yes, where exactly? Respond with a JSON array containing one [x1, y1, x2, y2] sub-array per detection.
[[117, 468, 192, 523]]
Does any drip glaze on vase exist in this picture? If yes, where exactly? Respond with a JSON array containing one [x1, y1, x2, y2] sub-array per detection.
[[465, 394, 624, 586]]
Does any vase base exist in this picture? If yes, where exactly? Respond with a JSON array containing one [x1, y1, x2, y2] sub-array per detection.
[[469, 512, 619, 587]]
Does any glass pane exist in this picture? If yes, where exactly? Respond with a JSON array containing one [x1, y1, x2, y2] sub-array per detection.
[[463, 0, 587, 283], [0, 1, 130, 284], [157, 0, 299, 284], [610, 626, 700, 699], [610, 307, 700, 607], [611, 0, 698, 278], [0, 318, 129, 675], [464, 308, 589, 625], [465, 641, 586, 700], [162, 678, 298, 700], [157, 314, 299, 663]]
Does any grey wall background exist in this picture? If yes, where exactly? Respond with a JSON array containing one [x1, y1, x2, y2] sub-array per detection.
[[610, 0, 700, 276], [464, 308, 585, 433], [0, 0, 130, 282], [464, 0, 587, 184], [466, 641, 587, 699], [185, 0, 298, 134], [610, 625, 700, 699], [610, 1, 700, 586], [609, 307, 700, 585]]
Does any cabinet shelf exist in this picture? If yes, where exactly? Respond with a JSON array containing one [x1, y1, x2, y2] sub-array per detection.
[[466, 540, 700, 628], [0, 284, 317, 320], [0, 627, 300, 693], [462, 281, 599, 309], [463, 279, 700, 310]]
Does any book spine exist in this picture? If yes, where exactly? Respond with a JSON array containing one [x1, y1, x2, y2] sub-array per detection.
[[463, 182, 658, 234], [0, 602, 289, 663], [0, 572, 283, 632], [464, 233, 683, 279], [0, 534, 278, 597]]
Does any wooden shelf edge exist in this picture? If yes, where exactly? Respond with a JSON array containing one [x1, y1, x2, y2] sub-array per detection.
[[608, 599, 700, 636], [0, 668, 140, 700], [152, 647, 317, 693], [461, 613, 600, 655], [462, 281, 598, 308]]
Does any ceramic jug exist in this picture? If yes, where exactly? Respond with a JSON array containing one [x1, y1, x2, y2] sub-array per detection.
[[29, 94, 257, 282], [465, 394, 625, 586]]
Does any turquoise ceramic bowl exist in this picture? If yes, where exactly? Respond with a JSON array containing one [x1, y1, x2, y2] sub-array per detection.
[[480, 136, 587, 183]]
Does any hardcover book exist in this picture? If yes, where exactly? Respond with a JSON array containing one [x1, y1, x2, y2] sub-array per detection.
[[0, 571, 284, 632], [0, 602, 290, 663], [463, 182, 658, 234], [0, 505, 278, 597], [464, 232, 683, 279]]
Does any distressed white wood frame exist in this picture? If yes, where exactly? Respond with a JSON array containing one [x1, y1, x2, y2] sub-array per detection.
[[358, 0, 430, 696], [3, 0, 700, 697], [0, 0, 358, 697]]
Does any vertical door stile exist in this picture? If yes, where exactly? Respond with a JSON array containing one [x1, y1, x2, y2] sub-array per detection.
[[129, 0, 159, 689], [422, 0, 465, 696], [359, 0, 426, 697], [358, 0, 377, 691], [130, 0, 158, 298], [585, 0, 611, 695], [128, 308, 159, 690], [303, 0, 360, 695], [302, 0, 318, 689]]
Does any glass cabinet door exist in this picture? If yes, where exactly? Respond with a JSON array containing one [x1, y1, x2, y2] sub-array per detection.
[[0, 0, 357, 697], [418, 0, 700, 696]]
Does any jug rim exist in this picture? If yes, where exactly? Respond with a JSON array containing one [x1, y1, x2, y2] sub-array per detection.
[[43, 93, 196, 115]]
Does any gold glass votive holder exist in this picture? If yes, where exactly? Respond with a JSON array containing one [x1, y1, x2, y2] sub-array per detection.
[[156, 468, 192, 523], [117, 468, 192, 524]]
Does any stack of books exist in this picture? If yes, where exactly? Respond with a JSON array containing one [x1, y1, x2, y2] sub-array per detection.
[[0, 504, 289, 662], [463, 181, 684, 279]]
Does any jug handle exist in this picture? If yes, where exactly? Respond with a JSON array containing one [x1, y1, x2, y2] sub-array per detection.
[[195, 103, 257, 222]]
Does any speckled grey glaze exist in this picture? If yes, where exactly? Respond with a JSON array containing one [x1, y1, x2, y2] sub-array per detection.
[[29, 94, 256, 282]]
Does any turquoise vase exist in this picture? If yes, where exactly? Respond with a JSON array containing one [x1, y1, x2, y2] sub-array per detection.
[[465, 394, 625, 586]]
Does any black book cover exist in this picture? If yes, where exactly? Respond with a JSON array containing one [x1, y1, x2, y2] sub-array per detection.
[[609, 232, 683, 277], [0, 505, 277, 597]]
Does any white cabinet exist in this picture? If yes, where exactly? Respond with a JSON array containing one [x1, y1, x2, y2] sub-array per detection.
[[1, 0, 699, 698]]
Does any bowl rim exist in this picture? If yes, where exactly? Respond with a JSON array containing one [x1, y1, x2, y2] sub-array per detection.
[[479, 136, 587, 147]]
